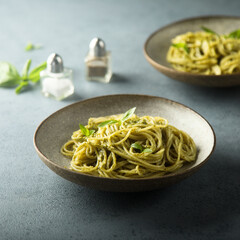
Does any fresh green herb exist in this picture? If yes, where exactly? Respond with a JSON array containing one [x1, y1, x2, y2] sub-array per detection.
[[228, 29, 240, 39], [0, 62, 21, 87], [25, 42, 42, 51], [201, 26, 217, 34], [201, 26, 240, 39], [121, 107, 136, 122], [28, 61, 47, 83], [15, 60, 47, 94], [131, 142, 152, 153], [131, 142, 143, 152], [79, 124, 95, 137], [172, 43, 189, 54], [0, 60, 47, 94], [15, 80, 29, 94], [142, 148, 152, 153], [22, 59, 32, 80], [98, 107, 136, 128], [98, 120, 119, 128]]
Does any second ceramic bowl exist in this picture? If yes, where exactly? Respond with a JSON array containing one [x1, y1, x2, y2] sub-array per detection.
[[144, 15, 240, 87]]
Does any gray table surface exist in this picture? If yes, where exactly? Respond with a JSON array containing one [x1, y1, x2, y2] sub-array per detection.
[[1, 0, 240, 239]]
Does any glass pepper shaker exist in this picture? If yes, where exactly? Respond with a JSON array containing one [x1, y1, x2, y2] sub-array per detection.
[[85, 38, 112, 83], [40, 53, 74, 100]]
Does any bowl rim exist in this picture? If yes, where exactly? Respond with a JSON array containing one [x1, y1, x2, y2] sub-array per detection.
[[143, 15, 240, 78], [33, 94, 216, 182]]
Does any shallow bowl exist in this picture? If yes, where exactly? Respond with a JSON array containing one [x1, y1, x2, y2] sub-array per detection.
[[34, 94, 216, 192]]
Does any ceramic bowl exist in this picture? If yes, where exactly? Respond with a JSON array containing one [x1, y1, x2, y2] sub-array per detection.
[[144, 16, 240, 87], [34, 94, 216, 192]]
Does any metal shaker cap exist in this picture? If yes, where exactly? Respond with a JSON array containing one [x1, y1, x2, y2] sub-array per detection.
[[47, 53, 64, 73], [88, 38, 106, 57]]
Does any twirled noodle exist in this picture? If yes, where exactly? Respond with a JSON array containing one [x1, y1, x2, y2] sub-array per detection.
[[61, 112, 197, 179], [167, 31, 240, 75]]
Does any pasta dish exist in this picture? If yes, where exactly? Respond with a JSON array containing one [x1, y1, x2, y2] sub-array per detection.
[[61, 108, 197, 179], [167, 27, 240, 75]]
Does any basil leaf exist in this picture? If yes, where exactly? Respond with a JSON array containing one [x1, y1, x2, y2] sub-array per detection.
[[131, 143, 143, 152], [0, 62, 21, 87], [142, 148, 152, 153], [201, 26, 217, 34], [172, 43, 189, 54], [131, 143, 152, 153], [89, 130, 95, 136], [98, 120, 119, 128], [228, 29, 240, 39], [79, 124, 89, 136], [21, 59, 32, 80], [79, 124, 95, 136], [25, 42, 42, 51], [25, 42, 34, 51], [121, 107, 136, 122], [98, 108, 136, 128], [15, 80, 29, 94], [28, 61, 47, 83]]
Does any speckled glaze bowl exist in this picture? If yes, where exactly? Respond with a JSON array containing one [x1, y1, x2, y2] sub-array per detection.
[[144, 16, 240, 87], [34, 94, 216, 192]]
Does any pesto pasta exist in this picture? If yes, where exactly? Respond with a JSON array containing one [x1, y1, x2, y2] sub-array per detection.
[[167, 28, 240, 75], [61, 108, 197, 179]]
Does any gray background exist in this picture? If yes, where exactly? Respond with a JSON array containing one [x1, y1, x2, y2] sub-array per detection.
[[0, 0, 239, 239]]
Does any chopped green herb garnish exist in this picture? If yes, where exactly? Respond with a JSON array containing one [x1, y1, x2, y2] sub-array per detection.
[[121, 107, 136, 122], [201, 26, 240, 39], [98, 120, 119, 128], [131, 142, 152, 153], [142, 148, 152, 153], [98, 107, 136, 128], [201, 26, 217, 34], [131, 142, 143, 152], [172, 43, 189, 54], [228, 29, 240, 39], [79, 124, 95, 137]]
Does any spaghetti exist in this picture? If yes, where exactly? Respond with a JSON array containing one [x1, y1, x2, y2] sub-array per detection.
[[61, 108, 197, 179], [167, 28, 240, 75]]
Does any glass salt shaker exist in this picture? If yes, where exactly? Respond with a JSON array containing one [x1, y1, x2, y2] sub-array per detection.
[[85, 38, 112, 83], [40, 53, 74, 100]]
